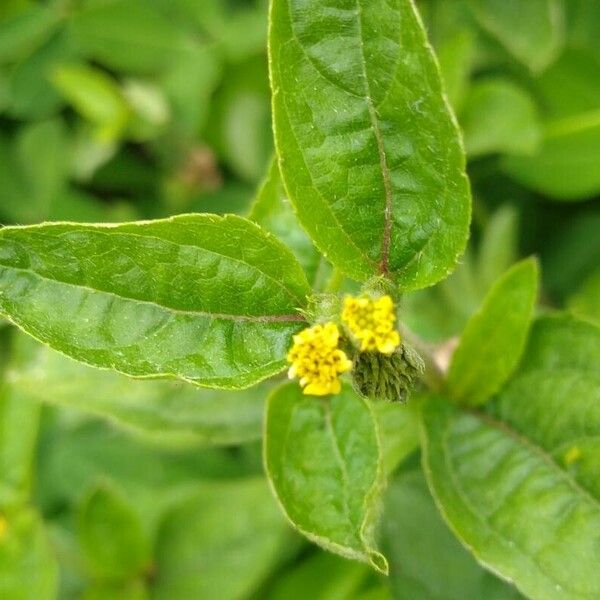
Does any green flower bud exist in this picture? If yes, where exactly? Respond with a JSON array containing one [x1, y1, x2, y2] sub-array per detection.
[[351, 343, 424, 403]]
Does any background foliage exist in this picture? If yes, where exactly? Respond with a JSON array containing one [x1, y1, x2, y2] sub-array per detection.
[[0, 0, 599, 598]]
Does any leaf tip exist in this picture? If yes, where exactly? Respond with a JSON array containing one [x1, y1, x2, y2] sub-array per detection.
[[369, 550, 389, 575]]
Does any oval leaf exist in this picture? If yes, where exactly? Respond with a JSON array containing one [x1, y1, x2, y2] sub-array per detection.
[[269, 0, 470, 289], [447, 258, 538, 406], [467, 0, 564, 72], [0, 508, 58, 600], [264, 383, 387, 573], [153, 478, 288, 600], [0, 214, 309, 389], [79, 483, 150, 580], [422, 316, 600, 600]]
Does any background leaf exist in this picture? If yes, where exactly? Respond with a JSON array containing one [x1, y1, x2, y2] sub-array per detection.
[[0, 508, 58, 600], [9, 333, 267, 447], [152, 478, 288, 600], [270, 0, 470, 289], [249, 158, 321, 286], [78, 483, 150, 581], [383, 470, 521, 599], [460, 78, 540, 157], [467, 0, 564, 72]]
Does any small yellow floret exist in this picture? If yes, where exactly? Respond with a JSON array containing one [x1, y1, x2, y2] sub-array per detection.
[[342, 294, 400, 354], [287, 322, 352, 396]]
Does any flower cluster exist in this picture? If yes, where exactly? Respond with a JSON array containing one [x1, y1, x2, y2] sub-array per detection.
[[341, 295, 400, 354], [287, 323, 352, 396]]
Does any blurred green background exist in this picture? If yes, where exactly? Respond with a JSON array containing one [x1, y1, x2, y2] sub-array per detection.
[[0, 0, 599, 599]]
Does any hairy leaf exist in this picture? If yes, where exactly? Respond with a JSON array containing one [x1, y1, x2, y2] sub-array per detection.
[[0, 214, 309, 389], [264, 383, 387, 573], [270, 0, 470, 289], [422, 316, 600, 600], [447, 258, 538, 406]]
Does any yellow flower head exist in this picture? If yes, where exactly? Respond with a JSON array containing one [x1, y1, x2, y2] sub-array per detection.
[[287, 322, 352, 396], [342, 294, 400, 354], [0, 514, 7, 541]]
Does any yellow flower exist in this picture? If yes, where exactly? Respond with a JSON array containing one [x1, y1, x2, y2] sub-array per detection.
[[342, 294, 400, 354], [287, 322, 352, 396], [0, 514, 7, 541]]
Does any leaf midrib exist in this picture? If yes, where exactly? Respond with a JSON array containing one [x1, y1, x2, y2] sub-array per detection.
[[0, 264, 305, 323], [356, 0, 394, 275], [20, 226, 308, 308]]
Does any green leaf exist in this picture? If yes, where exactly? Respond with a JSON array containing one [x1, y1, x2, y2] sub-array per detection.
[[467, 0, 564, 72], [502, 111, 600, 200], [543, 211, 600, 299], [264, 383, 387, 573], [83, 579, 148, 600], [0, 214, 309, 389], [502, 48, 600, 201], [569, 269, 600, 325], [534, 48, 600, 120], [567, 0, 600, 60], [69, 0, 192, 76], [269, 0, 470, 289], [79, 483, 150, 580], [153, 478, 288, 600], [250, 158, 321, 285], [0, 508, 58, 600], [6, 28, 74, 120], [383, 470, 521, 599], [206, 56, 272, 182], [476, 205, 519, 294], [0, 391, 40, 509], [265, 551, 371, 600], [16, 118, 69, 215], [51, 64, 131, 141], [421, 316, 600, 600], [36, 419, 261, 533], [460, 78, 541, 157], [437, 30, 474, 111], [373, 401, 420, 476], [10, 333, 267, 447], [161, 45, 222, 136], [446, 258, 538, 406], [0, 5, 60, 64], [0, 329, 40, 509]]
